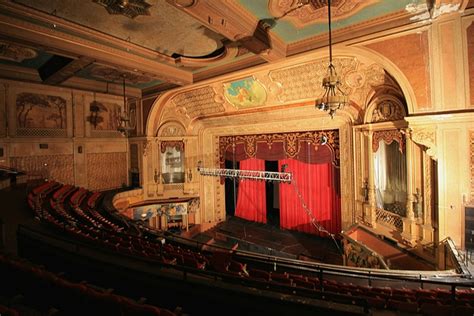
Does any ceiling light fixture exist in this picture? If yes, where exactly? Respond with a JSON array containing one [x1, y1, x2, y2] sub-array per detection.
[[93, 0, 152, 19], [117, 75, 136, 136], [315, 0, 348, 118]]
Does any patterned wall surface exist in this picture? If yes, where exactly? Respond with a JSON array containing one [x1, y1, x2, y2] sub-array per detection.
[[10, 154, 74, 184], [470, 130, 474, 203], [468, 22, 474, 106], [0, 86, 5, 137], [87, 152, 127, 191], [366, 32, 431, 109]]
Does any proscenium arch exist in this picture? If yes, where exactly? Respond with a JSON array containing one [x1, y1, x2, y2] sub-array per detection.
[[145, 47, 417, 136]]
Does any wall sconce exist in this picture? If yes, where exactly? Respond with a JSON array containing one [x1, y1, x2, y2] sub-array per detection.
[[89, 99, 100, 129], [363, 178, 369, 202]]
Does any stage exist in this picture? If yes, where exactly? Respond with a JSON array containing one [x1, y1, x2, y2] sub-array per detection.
[[192, 216, 343, 265]]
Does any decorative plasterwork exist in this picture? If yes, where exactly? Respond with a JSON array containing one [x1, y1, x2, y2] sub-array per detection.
[[171, 87, 225, 119], [89, 66, 157, 84], [409, 127, 437, 159], [269, 0, 380, 28], [142, 139, 152, 157], [158, 121, 186, 137], [269, 57, 385, 107], [0, 41, 37, 62], [370, 98, 406, 123]]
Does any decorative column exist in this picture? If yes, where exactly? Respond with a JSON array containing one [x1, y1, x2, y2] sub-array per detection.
[[183, 137, 194, 195], [421, 151, 434, 243], [402, 132, 417, 245], [366, 130, 377, 228]]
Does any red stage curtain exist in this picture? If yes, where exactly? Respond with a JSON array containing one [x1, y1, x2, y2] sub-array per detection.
[[278, 159, 341, 236], [235, 158, 267, 223]]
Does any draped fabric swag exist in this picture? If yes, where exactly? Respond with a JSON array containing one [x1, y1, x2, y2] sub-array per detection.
[[234, 158, 267, 223], [373, 136, 407, 212], [278, 159, 341, 235]]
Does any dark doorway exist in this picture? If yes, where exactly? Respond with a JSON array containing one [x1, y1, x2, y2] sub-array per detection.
[[130, 171, 140, 188], [224, 160, 239, 217], [265, 160, 280, 227]]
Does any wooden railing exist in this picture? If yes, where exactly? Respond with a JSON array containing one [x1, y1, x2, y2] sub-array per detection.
[[375, 208, 403, 232]]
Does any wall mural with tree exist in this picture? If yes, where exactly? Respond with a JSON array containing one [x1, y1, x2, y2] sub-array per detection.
[[16, 92, 66, 129], [87, 100, 121, 130]]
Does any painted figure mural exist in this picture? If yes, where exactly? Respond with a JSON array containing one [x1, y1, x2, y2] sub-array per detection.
[[87, 100, 121, 130], [16, 92, 66, 129]]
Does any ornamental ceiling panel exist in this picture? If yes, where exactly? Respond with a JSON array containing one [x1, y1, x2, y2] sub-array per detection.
[[171, 87, 225, 120], [269, 0, 380, 28], [269, 57, 386, 107]]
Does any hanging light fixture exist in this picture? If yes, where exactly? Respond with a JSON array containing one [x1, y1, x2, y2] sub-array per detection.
[[117, 74, 136, 136], [315, 0, 348, 118]]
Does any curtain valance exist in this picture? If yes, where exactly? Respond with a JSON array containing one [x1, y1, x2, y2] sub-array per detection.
[[161, 140, 184, 153], [372, 130, 405, 153], [219, 130, 340, 168]]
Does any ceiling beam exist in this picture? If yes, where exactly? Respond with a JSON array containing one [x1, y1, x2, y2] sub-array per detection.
[[166, 0, 287, 62], [41, 56, 95, 85]]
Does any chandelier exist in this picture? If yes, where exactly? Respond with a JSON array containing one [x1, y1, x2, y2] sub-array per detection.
[[117, 75, 136, 136], [315, 0, 348, 118], [93, 0, 152, 19]]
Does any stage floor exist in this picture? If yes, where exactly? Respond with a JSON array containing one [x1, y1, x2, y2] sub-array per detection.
[[193, 216, 343, 265]]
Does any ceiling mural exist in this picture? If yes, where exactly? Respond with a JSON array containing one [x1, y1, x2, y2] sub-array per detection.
[[74, 65, 163, 89], [12, 0, 224, 58], [239, 0, 422, 42]]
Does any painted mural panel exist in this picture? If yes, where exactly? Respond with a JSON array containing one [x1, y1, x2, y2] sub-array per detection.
[[15, 92, 66, 129], [88, 100, 121, 130], [132, 202, 188, 221], [223, 76, 267, 109]]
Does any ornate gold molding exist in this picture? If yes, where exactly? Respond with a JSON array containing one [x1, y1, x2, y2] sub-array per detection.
[[171, 86, 225, 119], [409, 127, 437, 159], [0, 41, 37, 62], [269, 0, 379, 28]]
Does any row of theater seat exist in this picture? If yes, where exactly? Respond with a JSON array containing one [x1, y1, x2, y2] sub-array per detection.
[[28, 182, 474, 315], [0, 252, 176, 316]]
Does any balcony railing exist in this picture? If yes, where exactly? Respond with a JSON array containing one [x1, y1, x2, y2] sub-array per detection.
[[376, 208, 403, 232]]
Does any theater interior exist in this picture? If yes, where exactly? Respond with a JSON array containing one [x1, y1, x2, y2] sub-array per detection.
[[1, 0, 474, 315]]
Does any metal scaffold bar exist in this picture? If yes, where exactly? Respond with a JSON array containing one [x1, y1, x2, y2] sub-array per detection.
[[198, 167, 292, 183]]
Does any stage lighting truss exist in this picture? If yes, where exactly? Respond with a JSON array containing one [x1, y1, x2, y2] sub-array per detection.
[[197, 167, 292, 183]]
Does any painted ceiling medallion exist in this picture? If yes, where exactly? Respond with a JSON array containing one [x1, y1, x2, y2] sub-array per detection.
[[90, 66, 153, 84], [269, 0, 379, 28], [92, 0, 152, 19], [0, 41, 37, 62]]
